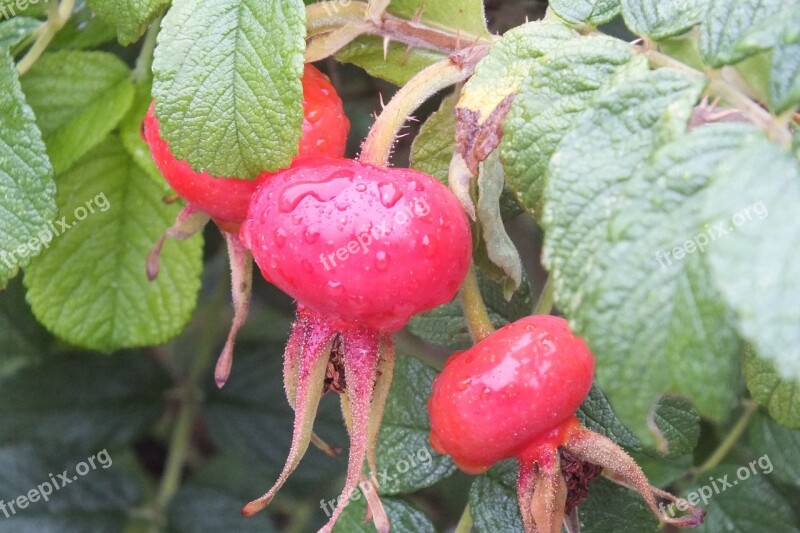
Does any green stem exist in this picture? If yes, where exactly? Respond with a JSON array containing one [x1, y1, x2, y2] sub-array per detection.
[[693, 400, 758, 476], [147, 281, 227, 529], [16, 0, 75, 76], [455, 504, 473, 533], [359, 57, 476, 166], [643, 48, 792, 147], [133, 14, 162, 83], [533, 276, 554, 315], [459, 266, 495, 343]]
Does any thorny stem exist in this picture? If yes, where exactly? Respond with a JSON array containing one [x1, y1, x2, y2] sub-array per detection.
[[306, 1, 494, 56], [642, 48, 792, 147], [455, 504, 474, 533], [133, 14, 162, 83], [359, 56, 479, 167], [16, 0, 75, 75], [459, 266, 495, 343], [692, 400, 758, 476]]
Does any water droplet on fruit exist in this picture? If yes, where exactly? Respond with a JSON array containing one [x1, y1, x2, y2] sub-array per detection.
[[279, 170, 354, 212], [408, 180, 425, 192], [304, 225, 320, 244], [316, 138, 327, 148], [307, 108, 321, 122], [457, 378, 472, 391], [355, 183, 367, 192], [480, 387, 491, 400], [378, 182, 403, 208], [269, 258, 278, 270], [327, 280, 343, 295], [273, 228, 287, 248], [292, 214, 303, 225], [421, 235, 434, 256], [336, 200, 350, 211], [375, 251, 390, 271]]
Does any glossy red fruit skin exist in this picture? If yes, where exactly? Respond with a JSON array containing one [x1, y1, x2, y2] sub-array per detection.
[[240, 156, 472, 333], [428, 315, 595, 474], [144, 65, 349, 232]]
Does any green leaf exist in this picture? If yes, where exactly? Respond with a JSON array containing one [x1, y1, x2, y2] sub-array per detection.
[[745, 348, 800, 429], [49, 4, 118, 50], [648, 395, 700, 458], [469, 460, 522, 533], [386, 0, 489, 38], [689, 465, 800, 532], [501, 34, 647, 215], [458, 22, 575, 131], [543, 72, 745, 445], [152, 0, 306, 178], [20, 50, 135, 174], [376, 356, 456, 496], [0, 353, 169, 449], [411, 93, 456, 183], [0, 279, 50, 377], [548, 0, 621, 26], [578, 477, 659, 533], [332, 496, 435, 533], [699, 0, 784, 68], [474, 151, 523, 296], [621, 0, 711, 40], [120, 79, 168, 186], [0, 16, 39, 51], [87, 0, 169, 45], [24, 136, 203, 352], [0, 445, 143, 532], [748, 412, 800, 487], [336, 36, 444, 86], [577, 384, 642, 451], [407, 271, 532, 350], [735, 5, 800, 114], [703, 137, 800, 382], [0, 49, 56, 289], [169, 458, 279, 533]]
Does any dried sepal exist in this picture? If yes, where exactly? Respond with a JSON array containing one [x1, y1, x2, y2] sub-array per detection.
[[146, 205, 209, 280], [564, 426, 705, 528], [365, 334, 395, 486], [214, 232, 253, 388], [241, 316, 336, 517]]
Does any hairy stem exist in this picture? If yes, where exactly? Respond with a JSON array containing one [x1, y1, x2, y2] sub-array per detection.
[[642, 48, 792, 147], [360, 57, 477, 166], [16, 0, 75, 75], [460, 266, 495, 343]]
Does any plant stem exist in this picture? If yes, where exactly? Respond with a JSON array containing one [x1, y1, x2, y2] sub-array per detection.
[[455, 504, 474, 533], [133, 14, 162, 83], [533, 275, 554, 315], [460, 266, 495, 343], [359, 57, 477, 166], [693, 400, 758, 476], [147, 281, 227, 529], [642, 48, 792, 147], [16, 0, 75, 76]]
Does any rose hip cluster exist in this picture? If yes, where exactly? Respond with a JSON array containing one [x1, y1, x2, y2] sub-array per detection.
[[145, 65, 705, 533], [144, 65, 471, 531]]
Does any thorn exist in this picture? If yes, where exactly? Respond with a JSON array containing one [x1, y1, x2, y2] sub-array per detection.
[[162, 194, 180, 204], [378, 92, 387, 110], [411, 3, 425, 24], [383, 36, 390, 60], [401, 44, 413, 64]]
